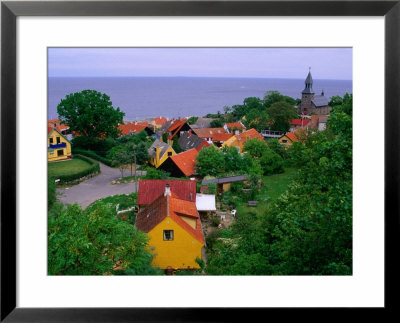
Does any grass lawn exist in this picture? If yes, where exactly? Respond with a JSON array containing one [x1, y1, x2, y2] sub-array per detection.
[[236, 167, 299, 217], [48, 159, 92, 179]]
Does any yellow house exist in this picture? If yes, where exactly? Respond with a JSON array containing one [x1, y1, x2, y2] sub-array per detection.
[[148, 139, 176, 168], [222, 128, 264, 153], [278, 129, 306, 149], [135, 184, 204, 270], [47, 127, 72, 162]]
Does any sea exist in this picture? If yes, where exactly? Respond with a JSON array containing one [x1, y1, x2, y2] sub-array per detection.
[[48, 77, 353, 121]]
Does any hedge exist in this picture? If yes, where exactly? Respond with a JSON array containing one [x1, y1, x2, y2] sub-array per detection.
[[72, 148, 113, 166], [56, 154, 100, 184]]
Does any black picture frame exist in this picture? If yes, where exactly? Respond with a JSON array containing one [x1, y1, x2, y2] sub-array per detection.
[[1, 0, 399, 321]]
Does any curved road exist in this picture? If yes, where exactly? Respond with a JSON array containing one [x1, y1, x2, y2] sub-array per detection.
[[57, 162, 145, 209]]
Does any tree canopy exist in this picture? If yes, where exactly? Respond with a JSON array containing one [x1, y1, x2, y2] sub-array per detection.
[[48, 203, 158, 275], [266, 101, 298, 132], [57, 90, 125, 141]]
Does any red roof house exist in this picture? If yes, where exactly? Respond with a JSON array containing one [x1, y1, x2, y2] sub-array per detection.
[[137, 179, 197, 207], [158, 148, 199, 178]]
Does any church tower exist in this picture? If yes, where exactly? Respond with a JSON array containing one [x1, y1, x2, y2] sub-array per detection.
[[299, 68, 315, 115]]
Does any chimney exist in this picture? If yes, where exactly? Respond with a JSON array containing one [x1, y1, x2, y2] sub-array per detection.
[[164, 183, 171, 197], [188, 129, 192, 137]]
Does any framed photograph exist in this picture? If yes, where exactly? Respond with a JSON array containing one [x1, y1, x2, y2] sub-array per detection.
[[1, 0, 399, 321]]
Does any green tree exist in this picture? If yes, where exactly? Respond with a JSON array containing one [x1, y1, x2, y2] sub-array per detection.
[[266, 138, 287, 159], [244, 108, 269, 132], [172, 135, 182, 153], [263, 90, 296, 109], [266, 101, 298, 132], [259, 149, 284, 175], [210, 119, 223, 128], [57, 90, 125, 142], [243, 138, 269, 158], [222, 146, 251, 174], [108, 147, 131, 177], [187, 116, 198, 125], [195, 145, 225, 177], [48, 203, 157, 275]]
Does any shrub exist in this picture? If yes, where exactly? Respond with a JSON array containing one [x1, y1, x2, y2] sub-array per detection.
[[142, 167, 170, 179], [72, 148, 113, 166], [48, 176, 57, 210], [259, 149, 284, 175], [55, 155, 100, 184]]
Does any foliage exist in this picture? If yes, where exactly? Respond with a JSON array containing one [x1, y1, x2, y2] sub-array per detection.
[[72, 148, 113, 166], [266, 138, 288, 159], [142, 167, 170, 179], [330, 93, 352, 116], [57, 90, 125, 142], [108, 147, 131, 178], [210, 119, 223, 128], [187, 116, 199, 125], [263, 90, 296, 109], [172, 135, 182, 153], [243, 108, 269, 132], [205, 105, 353, 275], [48, 202, 156, 275], [48, 155, 100, 184], [195, 145, 226, 177], [162, 133, 168, 143], [258, 149, 284, 175], [243, 138, 269, 158], [266, 101, 298, 132], [222, 146, 251, 174], [48, 176, 57, 210]]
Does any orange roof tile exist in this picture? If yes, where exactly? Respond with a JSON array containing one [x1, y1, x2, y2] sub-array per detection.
[[212, 133, 233, 142], [226, 122, 245, 129], [235, 128, 263, 142], [118, 122, 147, 135], [170, 148, 199, 177], [154, 117, 167, 126]]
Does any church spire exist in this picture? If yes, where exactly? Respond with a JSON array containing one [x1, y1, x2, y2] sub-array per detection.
[[302, 68, 314, 94]]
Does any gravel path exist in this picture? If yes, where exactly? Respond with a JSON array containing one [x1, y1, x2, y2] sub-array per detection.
[[57, 162, 145, 209]]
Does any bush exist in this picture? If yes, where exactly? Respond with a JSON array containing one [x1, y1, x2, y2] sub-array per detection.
[[48, 176, 57, 210], [259, 149, 284, 175], [72, 148, 113, 166], [55, 155, 100, 184], [143, 167, 170, 179]]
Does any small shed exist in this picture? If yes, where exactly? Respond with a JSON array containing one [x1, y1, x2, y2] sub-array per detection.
[[202, 175, 247, 193]]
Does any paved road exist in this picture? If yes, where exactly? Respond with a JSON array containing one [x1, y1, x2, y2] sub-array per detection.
[[57, 162, 145, 209]]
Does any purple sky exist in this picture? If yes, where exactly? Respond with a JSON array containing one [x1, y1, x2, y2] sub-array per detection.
[[48, 48, 352, 80]]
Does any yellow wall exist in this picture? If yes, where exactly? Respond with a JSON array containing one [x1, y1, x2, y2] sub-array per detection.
[[278, 135, 293, 149], [222, 183, 231, 192], [222, 137, 243, 153], [147, 217, 204, 269], [149, 146, 176, 168], [48, 130, 71, 162]]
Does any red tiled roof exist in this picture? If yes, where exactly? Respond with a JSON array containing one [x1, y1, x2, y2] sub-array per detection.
[[226, 122, 245, 129], [48, 119, 69, 133], [290, 118, 310, 126], [192, 128, 226, 140], [154, 117, 167, 126], [235, 128, 263, 142], [136, 193, 204, 244], [118, 123, 147, 135], [284, 128, 307, 142], [170, 148, 198, 177], [167, 119, 188, 140], [212, 133, 233, 142], [137, 179, 196, 205]]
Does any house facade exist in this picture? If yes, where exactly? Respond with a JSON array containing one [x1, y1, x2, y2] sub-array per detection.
[[135, 184, 204, 269], [148, 139, 176, 168], [222, 128, 264, 153], [158, 148, 199, 178], [48, 127, 72, 162]]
